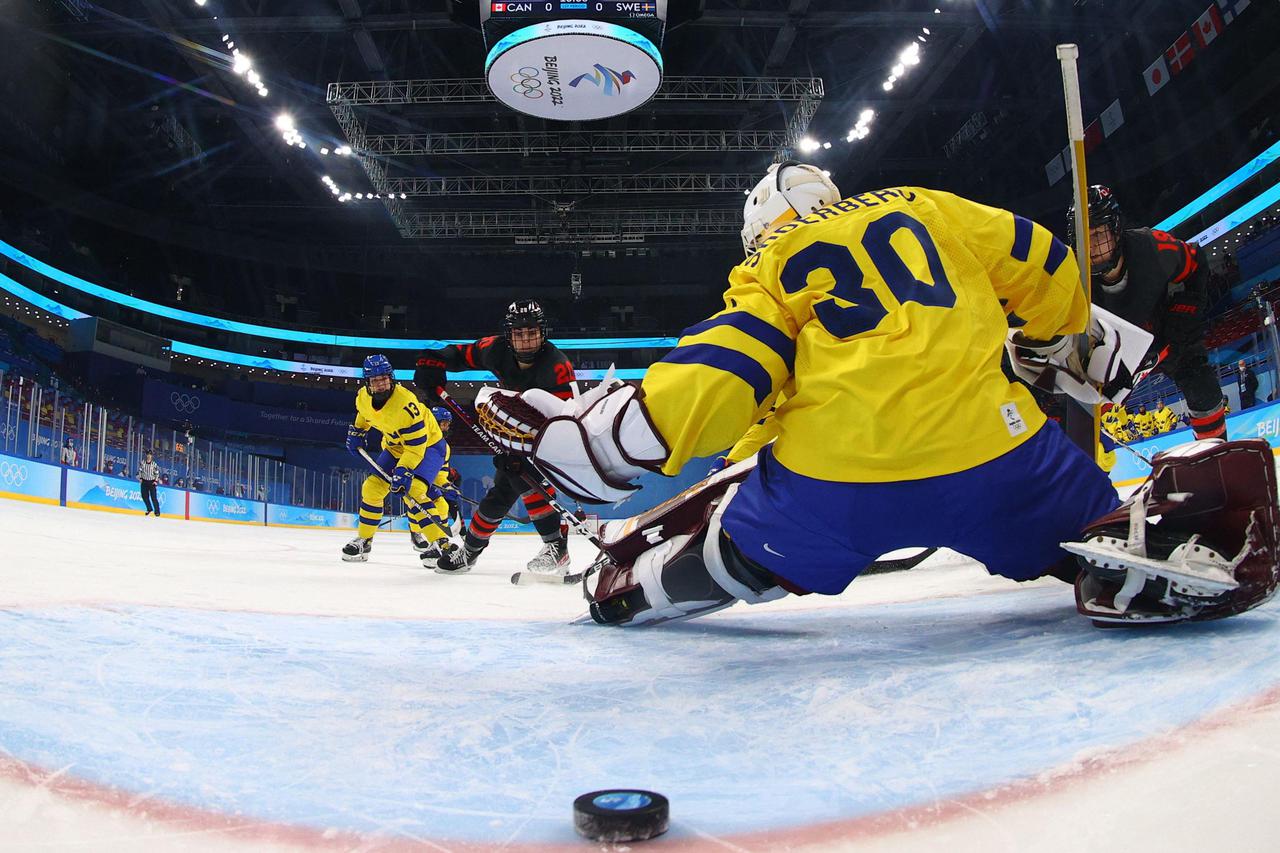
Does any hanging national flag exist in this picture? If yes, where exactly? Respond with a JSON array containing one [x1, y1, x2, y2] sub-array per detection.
[[1216, 0, 1251, 25], [1165, 32, 1196, 75], [1100, 99, 1125, 138], [1046, 152, 1066, 186], [1193, 5, 1225, 49], [1084, 119, 1103, 154], [1144, 55, 1170, 95]]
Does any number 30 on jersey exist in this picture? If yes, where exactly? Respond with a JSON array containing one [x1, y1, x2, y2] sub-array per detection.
[[780, 211, 955, 338]]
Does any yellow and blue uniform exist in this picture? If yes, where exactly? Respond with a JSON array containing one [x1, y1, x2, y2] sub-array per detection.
[[353, 384, 451, 542], [725, 392, 787, 464], [1153, 405, 1178, 434], [1131, 410, 1156, 439], [1100, 406, 1126, 441], [641, 187, 1119, 593]]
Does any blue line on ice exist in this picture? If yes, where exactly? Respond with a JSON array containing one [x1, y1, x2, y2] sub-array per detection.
[[1, 589, 1277, 844]]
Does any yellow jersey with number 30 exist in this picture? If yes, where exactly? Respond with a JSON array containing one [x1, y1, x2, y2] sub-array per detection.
[[641, 187, 1089, 483]]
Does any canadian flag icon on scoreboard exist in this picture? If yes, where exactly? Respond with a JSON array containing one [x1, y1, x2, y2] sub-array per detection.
[[492, 2, 506, 11]]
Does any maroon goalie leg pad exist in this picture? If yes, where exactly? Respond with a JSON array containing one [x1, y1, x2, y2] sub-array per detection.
[[1073, 439, 1280, 623]]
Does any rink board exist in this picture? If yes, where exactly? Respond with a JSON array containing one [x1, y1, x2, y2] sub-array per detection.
[[8, 400, 1280, 531]]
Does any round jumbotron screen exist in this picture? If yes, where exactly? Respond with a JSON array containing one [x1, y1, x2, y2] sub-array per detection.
[[484, 19, 662, 121]]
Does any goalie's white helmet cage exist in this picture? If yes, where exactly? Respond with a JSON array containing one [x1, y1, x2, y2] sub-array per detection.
[[740, 160, 841, 255]]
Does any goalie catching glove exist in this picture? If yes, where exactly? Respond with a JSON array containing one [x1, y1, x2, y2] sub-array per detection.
[[1005, 305, 1153, 406], [474, 368, 668, 504]]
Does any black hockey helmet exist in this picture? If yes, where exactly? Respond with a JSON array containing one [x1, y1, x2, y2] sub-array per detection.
[[504, 299, 547, 363], [1067, 185, 1125, 278]]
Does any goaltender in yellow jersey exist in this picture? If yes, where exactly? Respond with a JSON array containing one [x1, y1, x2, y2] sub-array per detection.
[[643, 186, 1089, 483]]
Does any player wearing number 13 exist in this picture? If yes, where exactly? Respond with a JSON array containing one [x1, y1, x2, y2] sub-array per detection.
[[341, 355, 451, 564], [478, 162, 1280, 627]]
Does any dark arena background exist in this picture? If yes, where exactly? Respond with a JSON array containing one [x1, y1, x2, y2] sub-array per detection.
[[1, 1, 1279, 850]]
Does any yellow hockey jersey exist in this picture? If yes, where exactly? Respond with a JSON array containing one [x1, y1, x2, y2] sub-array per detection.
[[1131, 412, 1157, 438], [353, 384, 443, 470], [725, 391, 788, 464], [1153, 406, 1178, 433], [642, 187, 1088, 482]]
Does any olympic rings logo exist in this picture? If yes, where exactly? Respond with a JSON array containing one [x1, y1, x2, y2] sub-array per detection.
[[0, 423, 15, 440], [510, 67, 544, 99], [0, 460, 28, 488], [170, 392, 202, 414]]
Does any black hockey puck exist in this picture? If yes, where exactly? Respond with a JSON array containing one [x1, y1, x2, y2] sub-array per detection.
[[573, 789, 669, 843]]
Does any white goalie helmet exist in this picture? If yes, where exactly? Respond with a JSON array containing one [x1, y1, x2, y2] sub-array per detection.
[[741, 160, 841, 255]]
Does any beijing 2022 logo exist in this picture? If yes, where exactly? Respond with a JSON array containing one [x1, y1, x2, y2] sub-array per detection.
[[170, 392, 202, 414], [0, 460, 29, 488], [510, 67, 544, 99], [569, 64, 636, 96]]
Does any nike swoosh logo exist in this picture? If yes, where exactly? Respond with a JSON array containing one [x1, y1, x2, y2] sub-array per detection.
[[762, 543, 786, 558]]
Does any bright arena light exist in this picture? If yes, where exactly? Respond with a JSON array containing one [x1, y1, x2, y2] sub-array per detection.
[[798, 137, 821, 154], [232, 53, 251, 76], [275, 114, 295, 132]]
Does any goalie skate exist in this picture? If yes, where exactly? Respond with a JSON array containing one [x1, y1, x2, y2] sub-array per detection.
[[1066, 438, 1280, 625]]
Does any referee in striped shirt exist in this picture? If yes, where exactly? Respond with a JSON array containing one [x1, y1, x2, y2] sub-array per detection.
[[138, 452, 161, 516]]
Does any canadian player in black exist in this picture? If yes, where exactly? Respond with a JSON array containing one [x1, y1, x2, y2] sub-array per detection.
[[1069, 185, 1225, 440], [414, 300, 576, 574]]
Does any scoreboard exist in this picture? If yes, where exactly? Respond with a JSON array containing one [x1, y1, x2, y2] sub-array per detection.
[[478, 0, 668, 121], [486, 2, 659, 21]]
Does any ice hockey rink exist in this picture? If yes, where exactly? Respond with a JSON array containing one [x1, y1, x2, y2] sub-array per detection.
[[1, 500, 1277, 852]]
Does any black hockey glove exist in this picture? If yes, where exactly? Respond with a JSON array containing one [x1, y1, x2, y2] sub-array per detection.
[[414, 356, 448, 402], [493, 453, 524, 475]]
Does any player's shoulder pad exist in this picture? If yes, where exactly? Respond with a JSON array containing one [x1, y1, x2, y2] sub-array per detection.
[[388, 383, 420, 407]]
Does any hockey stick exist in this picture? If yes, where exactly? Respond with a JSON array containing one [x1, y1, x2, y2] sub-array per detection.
[[1057, 43, 1102, 458], [862, 547, 939, 576], [432, 388, 609, 552], [445, 485, 535, 524], [357, 447, 454, 539]]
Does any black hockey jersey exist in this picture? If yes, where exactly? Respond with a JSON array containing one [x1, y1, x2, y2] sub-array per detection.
[[1095, 227, 1220, 415], [1094, 227, 1207, 345], [419, 336, 575, 399]]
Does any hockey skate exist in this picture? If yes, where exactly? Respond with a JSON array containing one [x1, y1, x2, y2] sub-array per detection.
[[527, 536, 570, 574], [410, 532, 431, 553], [1065, 439, 1280, 625], [508, 536, 572, 586], [431, 541, 478, 575], [341, 537, 372, 563]]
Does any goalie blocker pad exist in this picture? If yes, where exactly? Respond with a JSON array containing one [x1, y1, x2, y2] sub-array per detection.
[[1066, 439, 1280, 625]]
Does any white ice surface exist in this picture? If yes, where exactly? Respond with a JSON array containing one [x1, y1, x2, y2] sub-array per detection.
[[0, 499, 1278, 853]]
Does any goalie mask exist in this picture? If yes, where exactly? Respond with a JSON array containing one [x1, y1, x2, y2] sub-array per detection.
[[741, 161, 841, 255]]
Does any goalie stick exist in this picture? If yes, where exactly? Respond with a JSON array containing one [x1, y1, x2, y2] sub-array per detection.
[[440, 387, 948, 592], [1056, 43, 1103, 458]]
